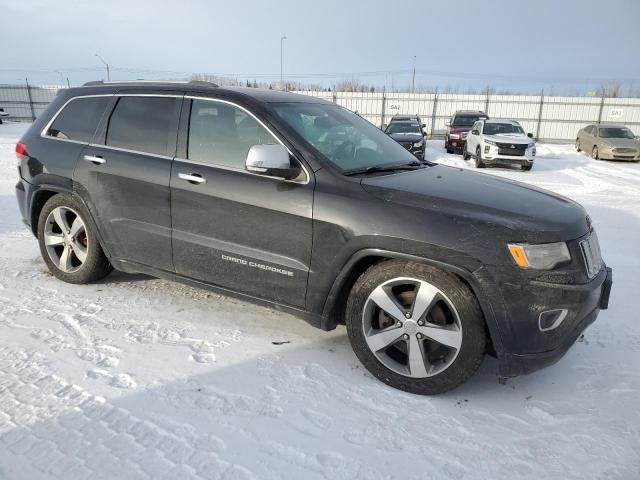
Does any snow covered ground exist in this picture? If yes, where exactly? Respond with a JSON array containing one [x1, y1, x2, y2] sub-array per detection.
[[0, 121, 638, 479]]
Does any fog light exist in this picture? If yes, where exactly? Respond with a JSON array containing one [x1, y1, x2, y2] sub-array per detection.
[[539, 309, 568, 332], [484, 145, 490, 153]]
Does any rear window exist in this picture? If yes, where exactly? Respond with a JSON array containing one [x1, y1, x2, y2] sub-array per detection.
[[106, 96, 177, 156], [46, 96, 110, 143]]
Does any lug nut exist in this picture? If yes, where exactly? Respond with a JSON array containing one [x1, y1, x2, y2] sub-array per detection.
[[396, 321, 402, 327], [405, 312, 411, 319], [417, 320, 424, 326], [416, 333, 423, 339], [403, 334, 409, 340]]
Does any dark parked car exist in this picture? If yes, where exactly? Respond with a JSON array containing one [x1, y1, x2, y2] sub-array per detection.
[[445, 110, 488, 153], [384, 115, 426, 159], [15, 81, 612, 394]]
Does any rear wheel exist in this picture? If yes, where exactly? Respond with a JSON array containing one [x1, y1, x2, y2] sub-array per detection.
[[345, 261, 487, 395], [475, 146, 486, 168], [592, 145, 599, 160], [521, 163, 533, 171], [37, 193, 112, 284], [575, 138, 581, 152]]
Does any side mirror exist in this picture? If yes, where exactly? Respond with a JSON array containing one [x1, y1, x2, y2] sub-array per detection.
[[444, 121, 451, 127], [245, 144, 301, 180], [527, 133, 534, 138], [471, 129, 479, 135], [421, 123, 426, 128], [381, 124, 387, 131]]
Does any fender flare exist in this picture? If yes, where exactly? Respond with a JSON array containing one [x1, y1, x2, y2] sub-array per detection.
[[320, 248, 505, 355]]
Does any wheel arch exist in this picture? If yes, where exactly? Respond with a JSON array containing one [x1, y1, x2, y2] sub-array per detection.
[[321, 248, 501, 355]]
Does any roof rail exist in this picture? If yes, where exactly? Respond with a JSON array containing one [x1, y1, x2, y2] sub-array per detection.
[[187, 80, 219, 88], [82, 79, 219, 88]]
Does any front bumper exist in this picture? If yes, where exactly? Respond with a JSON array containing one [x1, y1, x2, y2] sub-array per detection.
[[497, 266, 612, 377], [446, 135, 468, 151]]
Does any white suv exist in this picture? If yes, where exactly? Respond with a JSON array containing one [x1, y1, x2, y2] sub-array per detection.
[[463, 119, 536, 170]]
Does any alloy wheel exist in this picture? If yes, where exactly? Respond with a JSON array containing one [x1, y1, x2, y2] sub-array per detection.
[[362, 277, 463, 378], [44, 206, 88, 273]]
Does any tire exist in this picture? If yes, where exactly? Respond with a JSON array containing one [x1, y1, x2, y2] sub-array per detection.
[[37, 193, 112, 284], [462, 143, 470, 160], [475, 146, 486, 168], [445, 139, 453, 154], [592, 146, 599, 160], [521, 163, 533, 171], [575, 138, 581, 152], [345, 260, 487, 395]]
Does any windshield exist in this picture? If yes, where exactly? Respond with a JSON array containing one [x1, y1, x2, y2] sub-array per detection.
[[386, 122, 422, 134], [483, 123, 525, 135], [599, 127, 635, 139], [270, 102, 417, 171], [453, 115, 484, 127]]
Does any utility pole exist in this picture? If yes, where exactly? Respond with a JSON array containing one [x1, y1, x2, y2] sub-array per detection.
[[280, 36, 287, 91], [412, 56, 416, 93], [95, 53, 110, 81]]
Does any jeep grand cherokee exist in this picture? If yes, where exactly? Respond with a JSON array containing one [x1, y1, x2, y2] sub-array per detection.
[[14, 81, 612, 394]]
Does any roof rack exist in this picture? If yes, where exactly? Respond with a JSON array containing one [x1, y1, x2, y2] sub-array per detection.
[[82, 80, 219, 87]]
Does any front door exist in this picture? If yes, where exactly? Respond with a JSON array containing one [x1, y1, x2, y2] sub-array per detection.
[[75, 94, 181, 271], [170, 97, 313, 308]]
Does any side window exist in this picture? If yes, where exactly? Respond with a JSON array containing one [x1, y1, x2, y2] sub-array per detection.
[[187, 99, 276, 169], [47, 96, 110, 143], [106, 96, 177, 156]]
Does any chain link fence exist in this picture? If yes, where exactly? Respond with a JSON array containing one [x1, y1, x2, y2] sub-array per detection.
[[2, 82, 639, 141]]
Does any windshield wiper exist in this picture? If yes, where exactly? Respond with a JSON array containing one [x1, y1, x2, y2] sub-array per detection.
[[344, 160, 427, 176]]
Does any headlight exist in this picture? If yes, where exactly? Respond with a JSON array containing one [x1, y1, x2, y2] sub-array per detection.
[[485, 139, 497, 146], [449, 133, 460, 139], [507, 242, 571, 269], [414, 139, 424, 147], [528, 143, 536, 149]]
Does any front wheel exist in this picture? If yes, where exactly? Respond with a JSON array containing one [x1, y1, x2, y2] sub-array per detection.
[[445, 138, 453, 154], [345, 261, 487, 395], [475, 146, 486, 168], [521, 163, 533, 171], [575, 139, 581, 152], [592, 146, 599, 160], [462, 143, 470, 160], [37, 193, 112, 284]]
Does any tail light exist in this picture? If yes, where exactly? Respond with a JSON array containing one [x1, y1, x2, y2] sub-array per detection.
[[15, 142, 27, 161]]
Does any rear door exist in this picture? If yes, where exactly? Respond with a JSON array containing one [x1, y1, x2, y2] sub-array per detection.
[[75, 93, 181, 271], [170, 96, 313, 308]]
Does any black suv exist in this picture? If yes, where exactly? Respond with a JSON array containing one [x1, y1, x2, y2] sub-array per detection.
[[15, 81, 612, 394], [384, 115, 426, 160]]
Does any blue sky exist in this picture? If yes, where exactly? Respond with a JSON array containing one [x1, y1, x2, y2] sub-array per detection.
[[1, 0, 639, 94]]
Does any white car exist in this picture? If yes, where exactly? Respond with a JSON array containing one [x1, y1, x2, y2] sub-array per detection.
[[463, 119, 536, 170]]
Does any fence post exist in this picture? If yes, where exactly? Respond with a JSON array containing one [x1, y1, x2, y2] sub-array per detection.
[[430, 88, 439, 138], [597, 94, 605, 124], [535, 89, 544, 140], [380, 89, 386, 129], [332, 90, 337, 104], [485, 88, 490, 114], [25, 77, 36, 121]]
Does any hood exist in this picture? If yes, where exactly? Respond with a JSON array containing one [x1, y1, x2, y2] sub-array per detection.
[[599, 137, 640, 148], [484, 133, 531, 144], [388, 133, 423, 143], [361, 165, 589, 243]]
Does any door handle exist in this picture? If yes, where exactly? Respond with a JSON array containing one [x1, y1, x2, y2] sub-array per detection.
[[178, 173, 206, 184], [83, 155, 106, 165]]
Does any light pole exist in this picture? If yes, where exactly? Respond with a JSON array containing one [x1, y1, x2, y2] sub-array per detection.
[[95, 53, 110, 81], [412, 55, 416, 93], [280, 36, 287, 91]]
